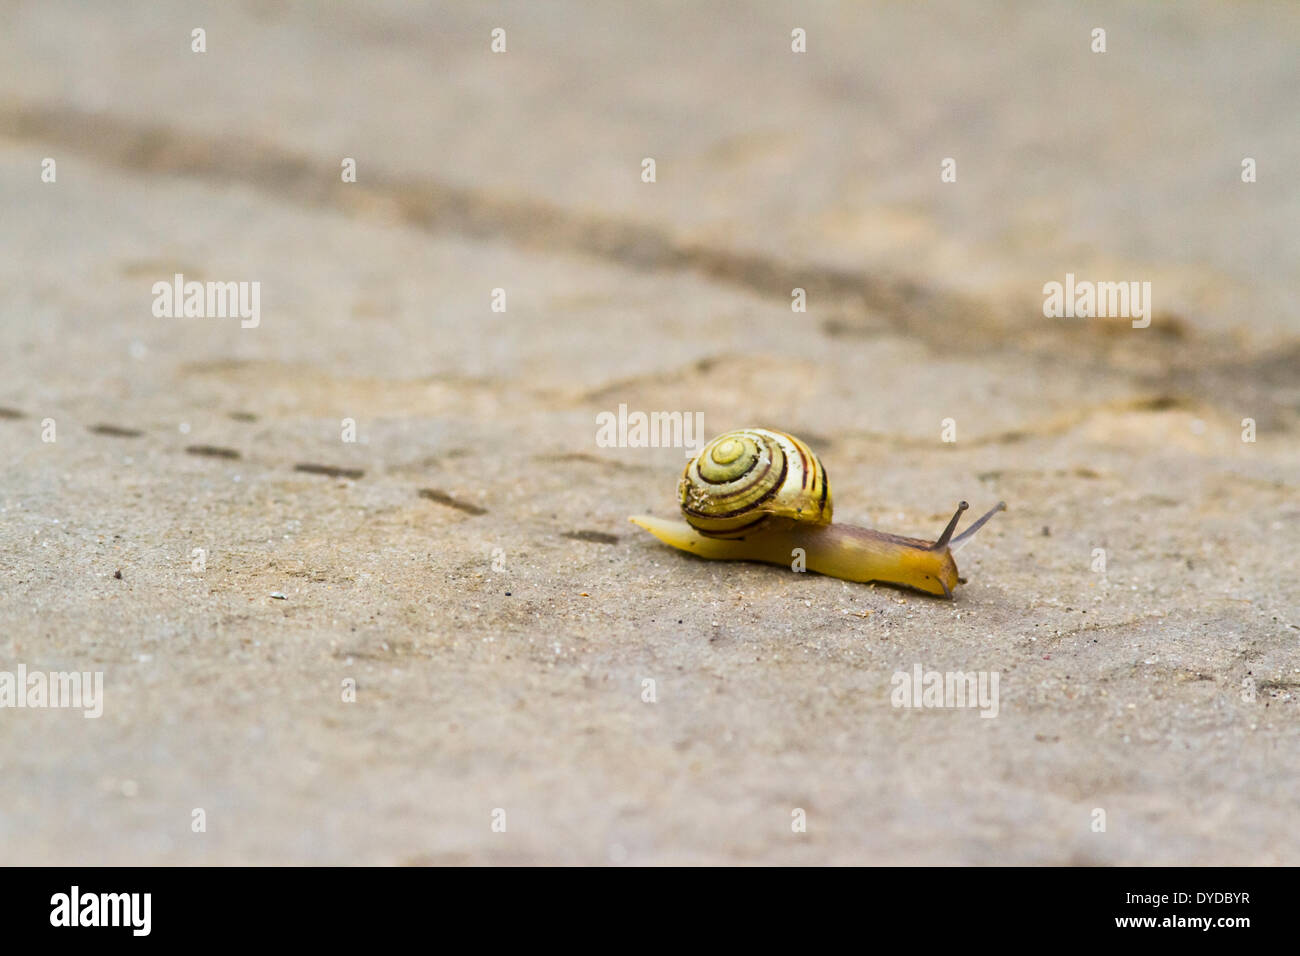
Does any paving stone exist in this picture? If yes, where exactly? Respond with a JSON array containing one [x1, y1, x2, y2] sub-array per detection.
[[0, 1, 1295, 864]]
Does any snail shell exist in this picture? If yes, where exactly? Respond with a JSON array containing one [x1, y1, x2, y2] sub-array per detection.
[[678, 429, 830, 538]]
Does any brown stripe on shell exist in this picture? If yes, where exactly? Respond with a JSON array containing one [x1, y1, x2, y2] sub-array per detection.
[[703, 513, 774, 537], [682, 454, 788, 522], [684, 451, 774, 504]]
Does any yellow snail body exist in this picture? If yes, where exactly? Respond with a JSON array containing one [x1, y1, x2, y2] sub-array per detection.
[[629, 428, 1004, 598]]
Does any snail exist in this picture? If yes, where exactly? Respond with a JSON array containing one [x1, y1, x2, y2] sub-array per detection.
[[628, 428, 1004, 598]]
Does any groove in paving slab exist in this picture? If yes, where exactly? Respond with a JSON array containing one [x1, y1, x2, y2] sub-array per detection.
[[0, 103, 993, 346], [417, 488, 487, 515], [88, 424, 144, 438], [294, 463, 364, 480], [563, 530, 619, 545], [4, 102, 1293, 429], [186, 445, 242, 459]]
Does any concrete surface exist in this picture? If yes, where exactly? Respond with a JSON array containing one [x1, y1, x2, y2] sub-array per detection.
[[0, 0, 1297, 864]]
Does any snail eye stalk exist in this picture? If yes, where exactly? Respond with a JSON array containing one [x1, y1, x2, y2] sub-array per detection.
[[930, 501, 969, 551], [949, 501, 1007, 554]]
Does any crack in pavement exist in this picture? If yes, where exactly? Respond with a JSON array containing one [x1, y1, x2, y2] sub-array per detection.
[[0, 101, 1127, 357], [4, 102, 1295, 430]]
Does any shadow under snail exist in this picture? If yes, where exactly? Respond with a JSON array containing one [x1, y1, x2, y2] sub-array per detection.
[[629, 428, 1005, 598]]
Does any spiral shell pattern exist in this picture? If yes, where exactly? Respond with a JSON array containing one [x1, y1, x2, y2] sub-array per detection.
[[678, 429, 832, 538]]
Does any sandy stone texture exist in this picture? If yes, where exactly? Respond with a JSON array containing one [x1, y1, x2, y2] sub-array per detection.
[[0, 1, 1296, 864]]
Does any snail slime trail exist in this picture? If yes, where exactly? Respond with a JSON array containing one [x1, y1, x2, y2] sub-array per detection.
[[629, 429, 1005, 597]]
